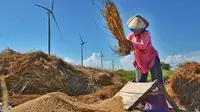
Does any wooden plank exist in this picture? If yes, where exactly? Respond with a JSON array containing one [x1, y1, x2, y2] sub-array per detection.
[[114, 80, 158, 110], [116, 92, 143, 110], [155, 81, 181, 112], [117, 81, 156, 94], [115, 79, 182, 111], [128, 81, 158, 111]]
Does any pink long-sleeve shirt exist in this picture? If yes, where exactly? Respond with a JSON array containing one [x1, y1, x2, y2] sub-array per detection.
[[127, 30, 159, 74]]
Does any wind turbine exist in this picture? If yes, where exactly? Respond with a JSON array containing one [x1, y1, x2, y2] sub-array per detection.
[[120, 64, 123, 69], [112, 60, 115, 70], [100, 51, 104, 69], [35, 0, 62, 55], [77, 30, 87, 66]]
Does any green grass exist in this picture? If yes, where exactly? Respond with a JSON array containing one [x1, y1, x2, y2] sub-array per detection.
[[162, 70, 174, 81], [116, 69, 174, 82], [147, 70, 174, 82], [115, 70, 136, 82]]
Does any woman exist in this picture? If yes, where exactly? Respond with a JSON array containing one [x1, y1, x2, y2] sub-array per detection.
[[125, 14, 169, 112]]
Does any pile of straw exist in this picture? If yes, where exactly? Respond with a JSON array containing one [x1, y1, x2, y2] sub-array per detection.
[[167, 62, 200, 111], [77, 84, 123, 104], [0, 49, 123, 96], [101, 0, 132, 56]]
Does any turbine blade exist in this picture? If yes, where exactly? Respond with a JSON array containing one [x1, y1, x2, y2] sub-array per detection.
[[51, 0, 54, 11], [51, 13, 62, 39], [35, 4, 51, 12], [100, 50, 103, 56], [98, 0, 103, 5], [93, 20, 113, 38], [109, 44, 117, 55], [91, 0, 95, 5], [77, 30, 84, 43], [83, 41, 87, 44]]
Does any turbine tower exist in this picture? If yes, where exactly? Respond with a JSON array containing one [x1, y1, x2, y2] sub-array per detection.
[[112, 60, 115, 70], [77, 30, 87, 66], [35, 0, 62, 55], [100, 51, 104, 69]]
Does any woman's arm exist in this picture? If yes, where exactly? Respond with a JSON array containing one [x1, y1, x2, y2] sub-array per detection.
[[117, 34, 134, 56], [126, 33, 134, 50]]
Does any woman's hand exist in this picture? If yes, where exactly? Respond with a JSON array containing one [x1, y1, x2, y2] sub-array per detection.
[[126, 40, 134, 50], [118, 40, 133, 56]]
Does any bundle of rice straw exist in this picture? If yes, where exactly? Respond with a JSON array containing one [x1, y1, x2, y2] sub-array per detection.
[[101, 0, 132, 56]]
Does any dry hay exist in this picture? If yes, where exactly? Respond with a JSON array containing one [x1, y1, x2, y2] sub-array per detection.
[[177, 61, 200, 74], [0, 48, 19, 56], [0, 49, 123, 96], [1, 51, 81, 95], [167, 62, 200, 111], [75, 65, 125, 86], [101, 0, 132, 56], [11, 92, 124, 112], [4, 94, 42, 107], [76, 84, 123, 104], [3, 84, 123, 107]]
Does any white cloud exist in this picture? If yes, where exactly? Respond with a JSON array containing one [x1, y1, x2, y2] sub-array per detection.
[[83, 53, 113, 69], [163, 51, 200, 70], [64, 52, 135, 70], [120, 53, 135, 70], [64, 57, 78, 65], [83, 52, 136, 70]]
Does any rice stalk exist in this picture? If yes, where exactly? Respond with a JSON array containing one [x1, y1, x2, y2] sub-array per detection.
[[101, 0, 131, 56]]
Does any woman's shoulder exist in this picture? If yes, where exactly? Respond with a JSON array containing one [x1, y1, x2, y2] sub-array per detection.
[[142, 30, 151, 38], [127, 32, 134, 36], [126, 32, 134, 40], [143, 30, 150, 35]]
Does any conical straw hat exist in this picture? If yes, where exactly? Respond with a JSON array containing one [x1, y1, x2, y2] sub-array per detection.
[[126, 14, 149, 31]]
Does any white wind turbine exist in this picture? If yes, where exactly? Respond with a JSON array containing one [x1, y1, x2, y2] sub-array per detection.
[[35, 0, 62, 55], [77, 30, 87, 66], [100, 50, 104, 69]]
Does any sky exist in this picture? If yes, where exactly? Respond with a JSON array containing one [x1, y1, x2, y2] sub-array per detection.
[[0, 0, 200, 70]]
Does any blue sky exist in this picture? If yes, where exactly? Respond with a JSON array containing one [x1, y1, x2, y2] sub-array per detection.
[[0, 0, 200, 70]]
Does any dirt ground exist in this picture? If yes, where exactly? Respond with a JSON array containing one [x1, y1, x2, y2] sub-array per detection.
[[1, 84, 123, 107], [10, 92, 125, 112], [4, 84, 177, 112]]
